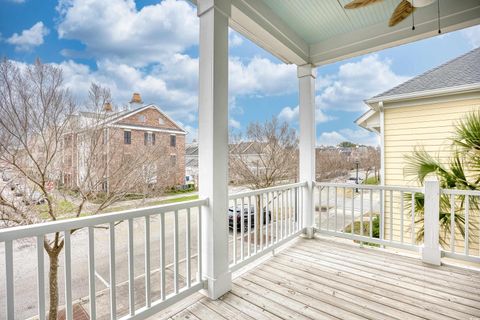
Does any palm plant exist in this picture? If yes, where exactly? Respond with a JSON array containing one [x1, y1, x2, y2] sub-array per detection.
[[404, 111, 480, 247]]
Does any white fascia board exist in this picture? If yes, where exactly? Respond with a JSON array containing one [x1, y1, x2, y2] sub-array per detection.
[[310, 1, 480, 66], [365, 83, 480, 108], [110, 124, 187, 135], [189, 0, 309, 65], [355, 109, 380, 133]]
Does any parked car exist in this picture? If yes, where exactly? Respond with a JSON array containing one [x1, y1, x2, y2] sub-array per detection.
[[22, 191, 46, 205], [228, 205, 271, 231]]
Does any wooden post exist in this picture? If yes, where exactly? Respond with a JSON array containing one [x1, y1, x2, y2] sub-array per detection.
[[422, 175, 441, 265], [197, 0, 232, 299], [298, 64, 316, 238]]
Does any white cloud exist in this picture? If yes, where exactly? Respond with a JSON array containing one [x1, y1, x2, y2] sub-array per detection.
[[56, 0, 198, 66], [6, 22, 49, 51], [316, 54, 409, 112], [461, 25, 480, 48], [278, 105, 335, 124], [229, 118, 241, 129], [318, 128, 379, 146], [229, 56, 297, 96], [229, 30, 243, 47]]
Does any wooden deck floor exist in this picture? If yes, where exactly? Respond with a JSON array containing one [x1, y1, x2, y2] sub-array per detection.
[[152, 236, 480, 320]]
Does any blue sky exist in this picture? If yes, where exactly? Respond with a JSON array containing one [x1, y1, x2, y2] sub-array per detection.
[[1, 0, 479, 146]]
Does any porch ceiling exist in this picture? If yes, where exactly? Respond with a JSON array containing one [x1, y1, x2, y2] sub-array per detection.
[[195, 0, 480, 66]]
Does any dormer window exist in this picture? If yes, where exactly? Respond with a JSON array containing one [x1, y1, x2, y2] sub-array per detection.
[[138, 115, 146, 123]]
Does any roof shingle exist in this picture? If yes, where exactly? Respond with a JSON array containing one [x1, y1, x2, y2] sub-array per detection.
[[372, 47, 480, 100]]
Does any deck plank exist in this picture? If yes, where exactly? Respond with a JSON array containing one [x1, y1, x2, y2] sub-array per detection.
[[149, 237, 480, 320]]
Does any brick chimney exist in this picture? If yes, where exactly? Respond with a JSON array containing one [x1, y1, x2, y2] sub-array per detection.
[[129, 92, 143, 110], [103, 102, 113, 112]]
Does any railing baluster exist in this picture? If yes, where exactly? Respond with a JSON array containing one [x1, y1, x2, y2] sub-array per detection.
[[88, 226, 97, 319], [240, 197, 245, 260], [318, 186, 322, 230], [390, 190, 393, 242], [233, 198, 237, 265], [5, 240, 14, 320], [247, 196, 251, 257], [334, 187, 338, 232], [400, 191, 404, 243], [197, 206, 202, 283], [160, 213, 166, 300], [280, 191, 284, 239], [127, 219, 134, 316], [360, 189, 364, 237], [266, 192, 270, 246], [380, 189, 384, 242], [288, 188, 292, 236], [370, 189, 373, 239], [109, 222, 117, 320], [411, 193, 415, 245], [342, 187, 346, 233], [260, 193, 264, 250], [145, 215, 151, 307], [464, 195, 469, 256], [186, 208, 191, 288], [174, 210, 179, 294], [275, 191, 279, 243], [450, 193, 455, 253], [64, 231, 73, 320], [351, 188, 355, 235], [37, 236, 46, 320], [326, 186, 330, 231], [254, 194, 258, 254]]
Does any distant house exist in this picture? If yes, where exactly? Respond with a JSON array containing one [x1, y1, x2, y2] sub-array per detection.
[[61, 93, 186, 192], [185, 143, 198, 186], [357, 47, 480, 243]]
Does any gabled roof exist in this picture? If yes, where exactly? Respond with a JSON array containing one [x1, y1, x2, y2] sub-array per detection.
[[109, 104, 186, 133], [370, 47, 480, 101]]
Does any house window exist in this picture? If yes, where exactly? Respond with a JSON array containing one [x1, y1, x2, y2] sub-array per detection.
[[138, 115, 146, 123], [170, 154, 177, 166], [159, 118, 164, 125], [170, 135, 176, 147], [124, 130, 131, 144], [144, 132, 155, 145]]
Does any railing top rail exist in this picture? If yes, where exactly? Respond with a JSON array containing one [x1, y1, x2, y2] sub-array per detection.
[[314, 181, 423, 193], [0, 198, 208, 242], [228, 181, 307, 199], [441, 188, 480, 197]]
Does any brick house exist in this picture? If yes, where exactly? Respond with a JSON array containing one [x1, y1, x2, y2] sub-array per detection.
[[61, 93, 186, 193]]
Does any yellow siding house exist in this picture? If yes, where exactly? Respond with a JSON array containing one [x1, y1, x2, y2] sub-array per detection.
[[356, 47, 480, 250]]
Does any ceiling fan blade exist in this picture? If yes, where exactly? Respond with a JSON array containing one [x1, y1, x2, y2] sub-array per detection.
[[389, 0, 415, 27], [344, 0, 383, 9]]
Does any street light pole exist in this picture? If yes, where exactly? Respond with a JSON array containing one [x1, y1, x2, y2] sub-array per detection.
[[355, 158, 359, 193]]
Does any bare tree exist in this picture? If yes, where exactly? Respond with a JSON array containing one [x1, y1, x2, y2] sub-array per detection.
[[229, 117, 298, 240], [229, 117, 298, 189], [0, 59, 166, 319]]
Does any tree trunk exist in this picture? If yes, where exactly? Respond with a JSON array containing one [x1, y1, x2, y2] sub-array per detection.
[[48, 248, 61, 320]]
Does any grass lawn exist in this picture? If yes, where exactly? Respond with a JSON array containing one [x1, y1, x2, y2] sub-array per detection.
[[363, 176, 380, 185]]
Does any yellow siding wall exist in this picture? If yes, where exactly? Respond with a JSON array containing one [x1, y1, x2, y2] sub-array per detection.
[[383, 98, 480, 253]]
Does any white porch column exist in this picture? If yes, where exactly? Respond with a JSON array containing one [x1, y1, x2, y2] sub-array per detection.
[[422, 175, 441, 265], [298, 64, 316, 238], [197, 0, 232, 299]]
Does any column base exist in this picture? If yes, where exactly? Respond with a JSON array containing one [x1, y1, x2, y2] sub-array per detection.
[[421, 246, 441, 266], [202, 270, 232, 300], [303, 227, 315, 239]]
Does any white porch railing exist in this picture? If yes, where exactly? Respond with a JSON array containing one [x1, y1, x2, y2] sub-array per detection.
[[228, 182, 306, 272], [441, 188, 480, 263], [0, 198, 206, 320], [314, 182, 424, 251], [2, 181, 480, 319]]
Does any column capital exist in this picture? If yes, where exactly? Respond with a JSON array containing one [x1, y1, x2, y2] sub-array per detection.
[[197, 0, 231, 18], [297, 64, 316, 79]]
